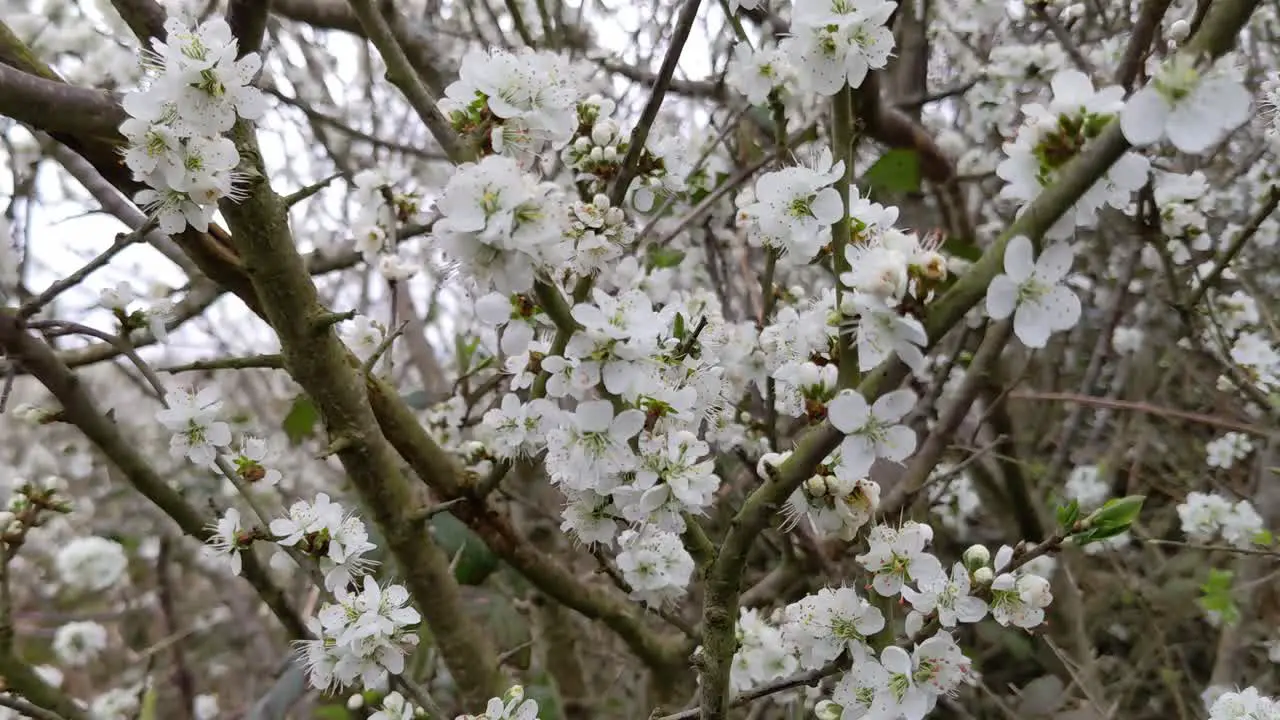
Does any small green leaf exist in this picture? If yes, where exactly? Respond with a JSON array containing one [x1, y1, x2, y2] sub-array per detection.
[[674, 312, 686, 340], [1056, 499, 1080, 530], [646, 245, 686, 269], [1083, 495, 1145, 532], [314, 705, 352, 720], [282, 394, 320, 446], [1254, 529, 1274, 547], [862, 149, 921, 195], [1198, 568, 1240, 625], [138, 687, 159, 720]]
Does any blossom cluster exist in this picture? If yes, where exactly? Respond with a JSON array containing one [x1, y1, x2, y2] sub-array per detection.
[[718, 527, 1054, 717], [1177, 491, 1269, 550], [1208, 687, 1280, 720], [119, 12, 264, 232]]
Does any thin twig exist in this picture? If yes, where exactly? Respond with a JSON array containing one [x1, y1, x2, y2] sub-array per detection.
[[18, 217, 157, 319]]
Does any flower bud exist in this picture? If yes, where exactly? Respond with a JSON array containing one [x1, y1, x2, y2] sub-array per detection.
[[574, 136, 591, 150], [805, 476, 828, 497], [589, 146, 604, 162], [815, 700, 843, 720], [973, 567, 994, 585], [592, 193, 611, 209], [963, 544, 991, 570], [757, 451, 788, 479], [591, 120, 618, 145], [346, 694, 365, 710], [919, 251, 948, 281], [603, 146, 619, 161], [1169, 19, 1190, 42], [826, 474, 854, 497]]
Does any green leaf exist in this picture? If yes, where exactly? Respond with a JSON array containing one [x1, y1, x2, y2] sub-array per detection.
[[138, 686, 159, 720], [1254, 529, 1275, 547], [674, 312, 686, 340], [282, 394, 320, 446], [1083, 495, 1145, 532], [862, 149, 921, 195], [646, 245, 686, 270], [1056, 499, 1080, 530], [314, 705, 352, 720], [431, 511, 500, 585], [1198, 568, 1239, 625]]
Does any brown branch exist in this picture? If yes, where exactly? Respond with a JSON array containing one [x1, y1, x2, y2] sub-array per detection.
[[108, 0, 167, 44], [1009, 390, 1280, 438], [228, 0, 273, 57], [215, 117, 503, 705], [0, 64, 126, 139]]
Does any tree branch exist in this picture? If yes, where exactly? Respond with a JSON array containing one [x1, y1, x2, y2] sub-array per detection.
[[0, 64, 126, 139], [216, 117, 503, 705]]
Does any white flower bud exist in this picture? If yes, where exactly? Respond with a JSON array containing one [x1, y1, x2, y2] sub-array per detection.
[[591, 120, 618, 145], [963, 544, 991, 569], [592, 193, 611, 209], [603, 146, 619, 161], [805, 476, 828, 497], [815, 700, 843, 720], [589, 147, 604, 162], [826, 474, 855, 497], [574, 136, 591, 150], [757, 451, 788, 478], [1169, 19, 1190, 42], [973, 567, 994, 585], [346, 694, 364, 710]]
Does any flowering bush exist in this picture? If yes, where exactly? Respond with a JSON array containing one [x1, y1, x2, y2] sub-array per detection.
[[0, 0, 1279, 718]]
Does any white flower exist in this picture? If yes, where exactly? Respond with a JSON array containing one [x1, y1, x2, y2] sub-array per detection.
[[872, 645, 932, 720], [845, 293, 929, 372], [1120, 56, 1251, 154], [203, 508, 246, 576], [1206, 431, 1255, 469], [726, 43, 792, 105], [194, 695, 220, 720], [55, 536, 129, 593], [156, 386, 232, 466], [986, 236, 1081, 348], [856, 522, 944, 596], [1208, 687, 1280, 720], [902, 562, 989, 635], [371, 692, 416, 720], [989, 571, 1053, 629], [781, 586, 886, 668], [544, 400, 644, 493], [614, 526, 694, 606], [300, 576, 421, 692], [342, 315, 387, 362], [458, 685, 540, 720], [827, 388, 918, 477], [99, 281, 136, 312], [52, 621, 109, 666], [1064, 465, 1109, 510]]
